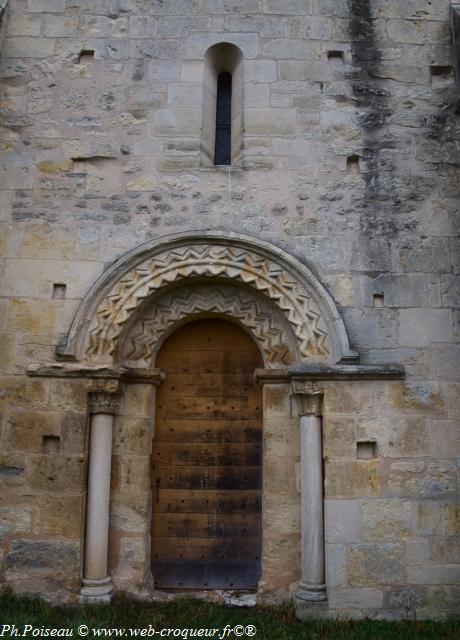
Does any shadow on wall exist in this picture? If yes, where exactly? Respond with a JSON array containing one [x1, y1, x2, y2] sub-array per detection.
[[0, 0, 8, 52]]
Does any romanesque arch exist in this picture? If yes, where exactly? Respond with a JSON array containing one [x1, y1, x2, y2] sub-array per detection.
[[57, 231, 357, 367]]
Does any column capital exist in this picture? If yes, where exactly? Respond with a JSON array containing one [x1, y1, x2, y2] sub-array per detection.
[[88, 391, 120, 415], [291, 380, 323, 417]]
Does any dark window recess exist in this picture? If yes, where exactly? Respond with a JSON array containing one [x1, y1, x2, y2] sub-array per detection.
[[214, 72, 232, 166]]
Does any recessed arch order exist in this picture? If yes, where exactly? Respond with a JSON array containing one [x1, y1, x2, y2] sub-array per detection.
[[57, 231, 357, 368]]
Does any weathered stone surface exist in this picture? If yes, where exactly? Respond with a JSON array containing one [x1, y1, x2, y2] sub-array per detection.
[[399, 309, 453, 347], [0, 508, 33, 540], [37, 495, 82, 537], [387, 381, 445, 415], [5, 539, 79, 575], [0, 0, 457, 617], [325, 500, 360, 543], [347, 544, 406, 587], [6, 410, 61, 451], [360, 500, 413, 542], [30, 456, 84, 492]]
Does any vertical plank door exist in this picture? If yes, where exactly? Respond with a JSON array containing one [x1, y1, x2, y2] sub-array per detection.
[[151, 319, 264, 590]]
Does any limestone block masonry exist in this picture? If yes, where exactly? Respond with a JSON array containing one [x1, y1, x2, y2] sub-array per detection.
[[0, 0, 459, 621]]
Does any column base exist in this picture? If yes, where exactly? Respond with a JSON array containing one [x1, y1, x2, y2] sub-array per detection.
[[295, 582, 327, 603], [294, 583, 328, 621], [80, 576, 114, 604]]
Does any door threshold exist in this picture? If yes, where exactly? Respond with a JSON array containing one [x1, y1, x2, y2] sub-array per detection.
[[152, 589, 258, 607]]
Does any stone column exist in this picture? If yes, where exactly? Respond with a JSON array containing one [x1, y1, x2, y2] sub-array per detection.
[[292, 381, 326, 604], [81, 392, 119, 603]]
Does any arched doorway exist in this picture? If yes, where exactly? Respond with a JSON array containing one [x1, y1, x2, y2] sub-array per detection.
[[151, 318, 264, 590]]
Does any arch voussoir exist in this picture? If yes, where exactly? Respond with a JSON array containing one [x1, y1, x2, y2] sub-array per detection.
[[57, 233, 356, 366]]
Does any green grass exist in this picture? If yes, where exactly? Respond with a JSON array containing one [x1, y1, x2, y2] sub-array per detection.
[[0, 588, 458, 640]]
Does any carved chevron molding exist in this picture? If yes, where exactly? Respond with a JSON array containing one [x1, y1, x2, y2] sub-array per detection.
[[85, 244, 330, 361], [125, 288, 295, 366]]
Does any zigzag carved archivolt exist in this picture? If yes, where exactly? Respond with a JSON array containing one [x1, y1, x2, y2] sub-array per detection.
[[126, 289, 293, 366], [85, 245, 329, 360]]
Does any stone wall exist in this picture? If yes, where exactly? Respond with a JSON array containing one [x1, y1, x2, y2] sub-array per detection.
[[0, 0, 458, 618]]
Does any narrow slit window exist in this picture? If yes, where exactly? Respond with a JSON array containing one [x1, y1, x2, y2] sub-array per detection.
[[214, 72, 232, 166]]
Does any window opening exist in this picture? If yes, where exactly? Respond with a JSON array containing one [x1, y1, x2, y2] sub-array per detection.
[[214, 72, 232, 165]]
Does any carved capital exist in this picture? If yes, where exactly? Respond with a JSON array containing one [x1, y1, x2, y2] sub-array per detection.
[[292, 380, 323, 417], [88, 392, 120, 415]]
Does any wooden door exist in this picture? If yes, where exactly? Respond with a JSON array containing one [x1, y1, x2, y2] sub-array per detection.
[[151, 319, 264, 590]]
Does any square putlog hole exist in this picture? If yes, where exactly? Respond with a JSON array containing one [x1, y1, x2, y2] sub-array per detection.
[[52, 283, 67, 299], [42, 435, 61, 454], [373, 293, 384, 308], [78, 49, 95, 64], [327, 50, 345, 63], [357, 440, 378, 460]]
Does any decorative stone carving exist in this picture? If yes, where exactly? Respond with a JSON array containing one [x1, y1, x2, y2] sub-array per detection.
[[85, 244, 329, 362], [88, 392, 120, 415], [292, 380, 323, 416], [124, 285, 297, 367]]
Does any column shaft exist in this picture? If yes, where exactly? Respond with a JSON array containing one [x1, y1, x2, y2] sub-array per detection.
[[81, 392, 118, 603], [299, 414, 325, 596], [84, 412, 113, 580]]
